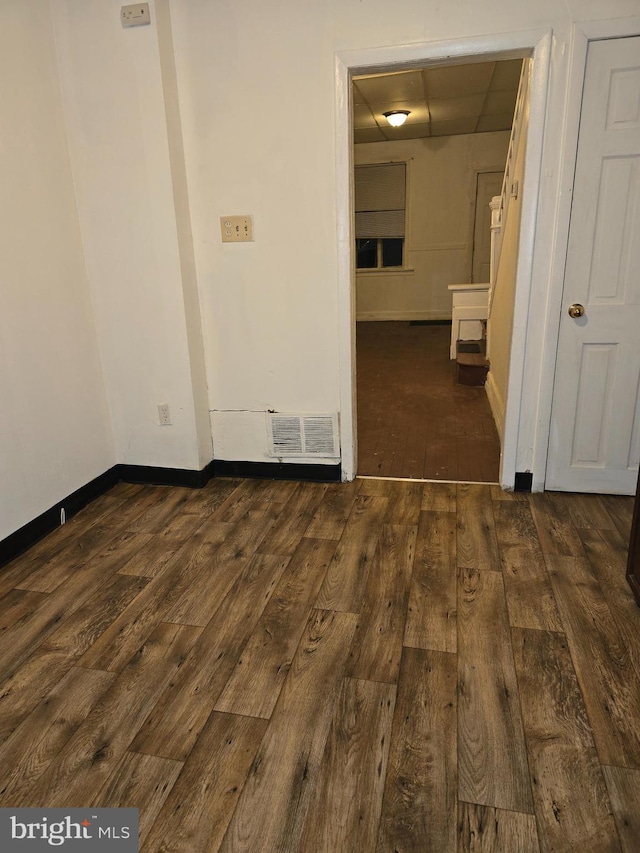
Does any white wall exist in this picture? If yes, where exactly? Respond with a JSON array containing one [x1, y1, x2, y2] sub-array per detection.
[[166, 0, 639, 471], [52, 0, 211, 471], [0, 0, 114, 541], [486, 78, 530, 443], [354, 133, 509, 321]]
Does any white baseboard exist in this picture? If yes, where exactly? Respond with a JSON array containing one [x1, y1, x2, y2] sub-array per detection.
[[356, 310, 452, 322], [485, 370, 504, 444]]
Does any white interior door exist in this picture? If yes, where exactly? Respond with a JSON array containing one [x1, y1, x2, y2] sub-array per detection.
[[547, 36, 640, 495], [472, 171, 503, 283]]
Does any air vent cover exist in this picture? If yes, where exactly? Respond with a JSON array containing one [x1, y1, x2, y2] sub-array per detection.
[[267, 413, 339, 458]]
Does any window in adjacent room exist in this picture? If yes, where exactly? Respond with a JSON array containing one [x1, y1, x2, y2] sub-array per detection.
[[354, 162, 406, 270]]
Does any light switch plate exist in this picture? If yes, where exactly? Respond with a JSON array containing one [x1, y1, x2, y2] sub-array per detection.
[[220, 216, 254, 242], [121, 4, 150, 27]]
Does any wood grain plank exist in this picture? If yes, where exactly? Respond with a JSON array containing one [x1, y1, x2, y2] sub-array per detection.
[[15, 527, 151, 593], [529, 492, 584, 558], [303, 479, 362, 540], [130, 554, 289, 761], [577, 527, 640, 679], [299, 677, 396, 853], [490, 485, 527, 502], [457, 567, 533, 813], [404, 510, 457, 652], [315, 495, 388, 613], [90, 752, 184, 845], [422, 482, 457, 512], [77, 534, 214, 672], [547, 556, 640, 768], [116, 536, 184, 578], [0, 588, 48, 634], [493, 500, 563, 630], [218, 609, 358, 853], [512, 627, 619, 851], [346, 523, 416, 683], [602, 765, 640, 852], [124, 487, 197, 534], [456, 484, 501, 571], [0, 649, 74, 746], [359, 479, 423, 524], [0, 667, 115, 806], [142, 712, 267, 853], [565, 493, 618, 531], [599, 495, 634, 542], [215, 537, 336, 719], [0, 542, 150, 682], [257, 482, 328, 556], [41, 573, 149, 658], [457, 803, 540, 852], [376, 647, 457, 853], [23, 622, 201, 807]]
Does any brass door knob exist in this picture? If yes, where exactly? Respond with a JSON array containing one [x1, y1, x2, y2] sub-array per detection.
[[568, 303, 585, 318]]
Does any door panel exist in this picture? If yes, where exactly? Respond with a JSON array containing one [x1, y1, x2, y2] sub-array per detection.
[[547, 36, 640, 495], [472, 171, 502, 283]]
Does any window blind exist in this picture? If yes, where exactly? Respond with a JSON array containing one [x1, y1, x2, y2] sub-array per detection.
[[354, 163, 406, 239]]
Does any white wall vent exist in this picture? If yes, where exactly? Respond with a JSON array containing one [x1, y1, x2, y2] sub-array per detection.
[[267, 413, 339, 458]]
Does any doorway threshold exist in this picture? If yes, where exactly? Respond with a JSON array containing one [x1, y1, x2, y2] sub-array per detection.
[[357, 475, 499, 485]]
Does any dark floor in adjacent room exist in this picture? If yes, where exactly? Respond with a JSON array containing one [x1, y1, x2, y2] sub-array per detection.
[[0, 477, 638, 851], [356, 321, 500, 482]]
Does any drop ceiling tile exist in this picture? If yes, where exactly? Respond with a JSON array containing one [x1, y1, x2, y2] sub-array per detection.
[[490, 59, 524, 91], [354, 127, 388, 144], [353, 104, 378, 129], [352, 82, 368, 106], [483, 90, 518, 116], [476, 113, 514, 133], [430, 118, 478, 137], [428, 94, 485, 122], [354, 71, 425, 105], [424, 62, 495, 98], [382, 122, 431, 141]]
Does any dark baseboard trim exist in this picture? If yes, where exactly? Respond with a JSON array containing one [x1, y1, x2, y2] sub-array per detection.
[[514, 472, 533, 493], [0, 466, 120, 569], [212, 460, 342, 482], [117, 464, 211, 489], [1, 458, 342, 569]]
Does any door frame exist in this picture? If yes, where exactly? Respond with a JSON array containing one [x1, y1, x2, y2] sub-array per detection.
[[335, 29, 552, 484], [470, 169, 504, 284], [535, 18, 640, 492]]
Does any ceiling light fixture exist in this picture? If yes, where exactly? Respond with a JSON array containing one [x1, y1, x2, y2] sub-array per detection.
[[383, 110, 410, 127]]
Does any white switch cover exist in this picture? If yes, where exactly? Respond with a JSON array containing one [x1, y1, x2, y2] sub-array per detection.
[[121, 4, 150, 27], [220, 216, 254, 243]]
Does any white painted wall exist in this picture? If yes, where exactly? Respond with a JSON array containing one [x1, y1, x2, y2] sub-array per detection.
[[354, 133, 509, 321], [167, 0, 639, 474], [0, 0, 114, 541], [51, 0, 211, 471], [485, 74, 531, 443]]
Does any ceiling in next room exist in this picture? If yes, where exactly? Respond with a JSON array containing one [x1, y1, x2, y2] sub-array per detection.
[[353, 58, 523, 144]]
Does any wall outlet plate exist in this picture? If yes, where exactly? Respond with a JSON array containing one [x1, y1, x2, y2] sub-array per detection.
[[121, 4, 150, 28], [220, 216, 254, 242]]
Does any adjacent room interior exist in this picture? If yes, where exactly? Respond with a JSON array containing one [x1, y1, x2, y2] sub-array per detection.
[[353, 57, 525, 483]]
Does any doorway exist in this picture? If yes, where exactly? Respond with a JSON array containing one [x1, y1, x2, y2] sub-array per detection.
[[336, 32, 551, 485], [352, 58, 521, 482]]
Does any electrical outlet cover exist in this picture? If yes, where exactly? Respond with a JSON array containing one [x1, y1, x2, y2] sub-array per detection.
[[220, 216, 254, 242], [121, 4, 150, 27]]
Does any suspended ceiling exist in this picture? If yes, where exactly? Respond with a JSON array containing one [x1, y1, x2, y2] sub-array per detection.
[[353, 58, 523, 143]]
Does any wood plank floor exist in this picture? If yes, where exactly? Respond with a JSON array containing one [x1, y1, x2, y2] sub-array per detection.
[[356, 321, 500, 481], [1, 478, 639, 852]]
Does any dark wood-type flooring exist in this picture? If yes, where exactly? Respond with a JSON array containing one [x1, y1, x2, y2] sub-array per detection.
[[1, 477, 640, 851], [357, 321, 500, 481]]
